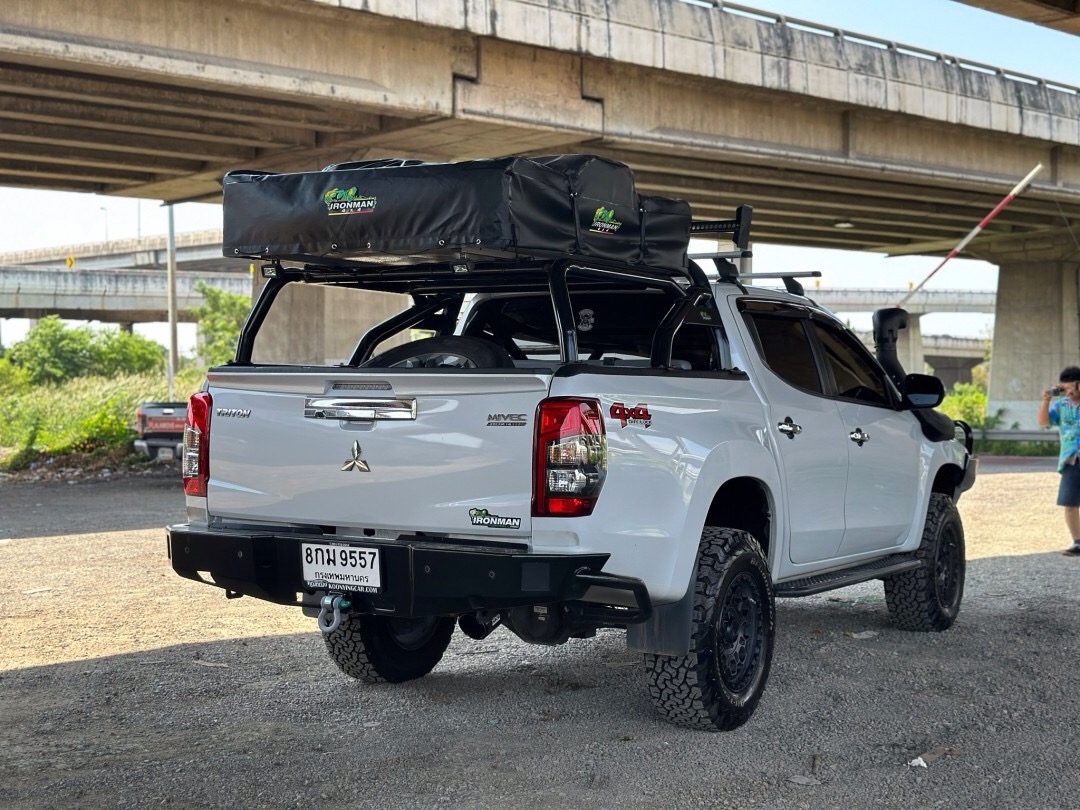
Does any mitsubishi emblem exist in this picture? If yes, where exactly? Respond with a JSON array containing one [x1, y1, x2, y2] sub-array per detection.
[[341, 440, 371, 472]]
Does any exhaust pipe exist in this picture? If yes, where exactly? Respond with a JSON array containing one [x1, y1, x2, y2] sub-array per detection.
[[458, 612, 502, 640]]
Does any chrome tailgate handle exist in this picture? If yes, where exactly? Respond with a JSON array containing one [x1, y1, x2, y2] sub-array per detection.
[[304, 397, 417, 421]]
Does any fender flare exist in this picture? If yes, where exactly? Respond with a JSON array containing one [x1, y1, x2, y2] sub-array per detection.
[[627, 437, 780, 656]]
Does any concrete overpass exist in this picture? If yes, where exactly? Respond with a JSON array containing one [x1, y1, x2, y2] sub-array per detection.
[[958, 0, 1080, 35], [0, 266, 251, 324], [1, 0, 1079, 427], [0, 252, 993, 385], [0, 230, 243, 274], [811, 288, 996, 315]]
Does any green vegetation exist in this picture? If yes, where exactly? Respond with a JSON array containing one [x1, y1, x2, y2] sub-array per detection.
[[0, 284, 251, 473], [5, 316, 164, 385], [939, 382, 999, 432], [0, 369, 205, 471], [190, 281, 252, 367], [939, 381, 1055, 457]]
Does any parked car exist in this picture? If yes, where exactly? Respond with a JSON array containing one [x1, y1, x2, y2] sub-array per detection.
[[166, 154, 975, 730], [133, 401, 186, 461]]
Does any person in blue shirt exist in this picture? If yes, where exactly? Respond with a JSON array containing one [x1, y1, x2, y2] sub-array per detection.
[[1036, 365, 1080, 556]]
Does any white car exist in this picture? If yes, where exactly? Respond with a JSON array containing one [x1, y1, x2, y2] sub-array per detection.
[[168, 154, 975, 731]]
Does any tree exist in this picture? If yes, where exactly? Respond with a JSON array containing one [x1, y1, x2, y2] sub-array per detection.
[[91, 329, 164, 376], [189, 281, 251, 367], [6, 316, 93, 384], [5, 316, 164, 384]]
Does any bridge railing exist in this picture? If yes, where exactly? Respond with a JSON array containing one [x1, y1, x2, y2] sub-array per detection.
[[676, 1, 1080, 97]]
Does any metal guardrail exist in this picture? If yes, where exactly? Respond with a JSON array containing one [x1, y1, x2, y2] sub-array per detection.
[[978, 430, 1058, 442], [674, 1, 1079, 97]]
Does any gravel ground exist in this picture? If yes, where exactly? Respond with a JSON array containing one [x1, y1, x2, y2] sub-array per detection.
[[1, 460, 1077, 809]]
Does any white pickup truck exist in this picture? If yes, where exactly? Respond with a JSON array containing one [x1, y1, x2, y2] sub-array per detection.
[[168, 155, 975, 731]]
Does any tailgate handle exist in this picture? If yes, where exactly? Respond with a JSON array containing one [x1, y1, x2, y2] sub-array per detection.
[[304, 397, 417, 421]]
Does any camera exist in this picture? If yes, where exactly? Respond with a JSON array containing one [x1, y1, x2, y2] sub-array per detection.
[[1051, 386, 1065, 396]]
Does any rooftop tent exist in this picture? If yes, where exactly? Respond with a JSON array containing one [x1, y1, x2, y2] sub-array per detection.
[[222, 154, 691, 272]]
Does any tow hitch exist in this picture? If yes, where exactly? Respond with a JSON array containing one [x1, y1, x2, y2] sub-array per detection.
[[317, 594, 351, 634]]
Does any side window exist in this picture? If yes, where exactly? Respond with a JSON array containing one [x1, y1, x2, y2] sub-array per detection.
[[811, 320, 891, 406], [671, 323, 724, 371], [745, 314, 823, 394]]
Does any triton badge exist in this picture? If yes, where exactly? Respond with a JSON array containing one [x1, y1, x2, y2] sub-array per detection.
[[341, 440, 371, 472]]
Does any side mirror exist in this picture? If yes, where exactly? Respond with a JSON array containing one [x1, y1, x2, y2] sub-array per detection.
[[901, 373, 945, 409]]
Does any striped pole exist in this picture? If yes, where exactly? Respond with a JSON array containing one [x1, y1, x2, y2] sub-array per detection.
[[898, 163, 1043, 307]]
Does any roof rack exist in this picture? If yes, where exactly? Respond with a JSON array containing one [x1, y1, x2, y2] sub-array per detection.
[[689, 204, 753, 258], [738, 271, 822, 296]]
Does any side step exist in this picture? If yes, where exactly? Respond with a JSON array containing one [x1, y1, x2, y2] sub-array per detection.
[[774, 553, 921, 598]]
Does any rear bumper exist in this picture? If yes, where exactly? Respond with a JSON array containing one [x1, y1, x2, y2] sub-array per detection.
[[167, 524, 648, 619], [135, 438, 183, 460]]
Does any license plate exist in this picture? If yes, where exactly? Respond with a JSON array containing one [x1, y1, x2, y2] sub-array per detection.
[[301, 542, 381, 593], [148, 418, 186, 432], [156, 447, 175, 461]]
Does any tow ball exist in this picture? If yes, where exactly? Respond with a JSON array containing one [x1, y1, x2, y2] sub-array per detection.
[[317, 594, 351, 634]]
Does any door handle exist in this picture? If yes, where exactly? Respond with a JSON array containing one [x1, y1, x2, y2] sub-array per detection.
[[777, 416, 802, 439], [304, 397, 417, 421], [849, 428, 870, 446]]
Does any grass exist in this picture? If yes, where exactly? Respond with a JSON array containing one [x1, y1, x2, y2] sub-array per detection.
[[0, 369, 204, 472]]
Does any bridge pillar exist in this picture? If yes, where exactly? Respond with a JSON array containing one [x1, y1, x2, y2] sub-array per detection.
[[981, 234, 1080, 430], [898, 313, 925, 376], [250, 281, 409, 365], [925, 356, 982, 389]]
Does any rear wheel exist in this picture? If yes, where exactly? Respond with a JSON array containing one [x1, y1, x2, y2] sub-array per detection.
[[884, 493, 965, 631], [645, 528, 775, 731], [323, 614, 455, 683]]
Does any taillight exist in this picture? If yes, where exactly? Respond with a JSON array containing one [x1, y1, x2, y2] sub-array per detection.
[[533, 398, 607, 517], [182, 392, 211, 497], [135, 404, 146, 438]]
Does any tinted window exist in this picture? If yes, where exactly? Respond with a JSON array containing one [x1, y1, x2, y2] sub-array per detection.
[[746, 314, 823, 393], [811, 320, 890, 406], [465, 290, 726, 369]]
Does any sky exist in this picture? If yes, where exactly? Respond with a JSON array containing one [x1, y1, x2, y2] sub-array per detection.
[[1, 0, 1078, 346]]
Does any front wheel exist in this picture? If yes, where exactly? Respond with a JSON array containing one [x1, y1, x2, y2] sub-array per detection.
[[323, 614, 455, 683], [645, 528, 775, 731], [884, 493, 965, 631]]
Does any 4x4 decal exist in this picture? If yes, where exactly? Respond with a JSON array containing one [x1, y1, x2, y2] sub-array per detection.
[[610, 402, 652, 429]]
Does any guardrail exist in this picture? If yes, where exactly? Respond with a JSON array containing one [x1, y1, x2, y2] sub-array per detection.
[[977, 430, 1057, 442], [674, 1, 1079, 97]]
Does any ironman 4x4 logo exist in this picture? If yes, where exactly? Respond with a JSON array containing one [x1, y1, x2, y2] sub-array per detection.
[[323, 187, 377, 215], [610, 401, 652, 429], [589, 206, 622, 234], [469, 508, 522, 530]]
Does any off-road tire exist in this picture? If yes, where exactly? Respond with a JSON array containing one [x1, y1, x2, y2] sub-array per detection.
[[884, 492, 965, 631], [362, 336, 515, 369], [323, 614, 455, 683], [644, 527, 775, 731]]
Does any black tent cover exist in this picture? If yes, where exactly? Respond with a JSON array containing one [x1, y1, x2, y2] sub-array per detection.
[[222, 154, 691, 272]]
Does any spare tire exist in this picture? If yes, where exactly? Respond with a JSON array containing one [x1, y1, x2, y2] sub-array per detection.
[[362, 336, 515, 369]]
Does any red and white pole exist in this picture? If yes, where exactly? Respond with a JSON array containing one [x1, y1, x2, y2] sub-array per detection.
[[898, 163, 1043, 307]]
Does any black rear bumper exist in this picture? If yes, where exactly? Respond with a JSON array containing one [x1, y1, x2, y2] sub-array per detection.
[[167, 524, 648, 620]]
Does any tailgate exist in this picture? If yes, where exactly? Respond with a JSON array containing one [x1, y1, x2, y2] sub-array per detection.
[[204, 370, 549, 537]]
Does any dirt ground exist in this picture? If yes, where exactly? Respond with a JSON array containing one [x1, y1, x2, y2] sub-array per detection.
[[1, 459, 1077, 809]]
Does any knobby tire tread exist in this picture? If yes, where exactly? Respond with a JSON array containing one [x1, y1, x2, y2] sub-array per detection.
[[323, 614, 454, 684], [644, 527, 775, 732], [884, 493, 965, 632]]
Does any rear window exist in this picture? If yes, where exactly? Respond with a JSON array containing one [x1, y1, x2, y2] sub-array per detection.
[[463, 291, 724, 370]]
